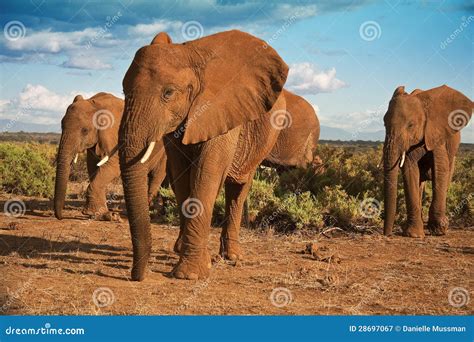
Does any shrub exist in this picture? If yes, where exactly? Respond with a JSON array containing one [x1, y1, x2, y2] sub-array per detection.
[[255, 191, 324, 232], [0, 142, 55, 197], [247, 176, 279, 219], [157, 186, 180, 225], [277, 144, 384, 200]]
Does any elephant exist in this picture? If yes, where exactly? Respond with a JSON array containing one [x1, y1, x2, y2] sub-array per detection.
[[119, 30, 289, 281], [54, 93, 167, 220], [240, 89, 320, 227], [383, 85, 472, 238], [263, 89, 320, 169]]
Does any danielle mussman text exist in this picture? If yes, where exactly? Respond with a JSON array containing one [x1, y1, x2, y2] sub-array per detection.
[[403, 325, 466, 333]]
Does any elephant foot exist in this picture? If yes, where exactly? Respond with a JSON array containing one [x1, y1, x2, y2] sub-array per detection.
[[82, 204, 108, 217], [427, 217, 448, 236], [403, 221, 425, 238], [131, 256, 150, 281], [219, 237, 242, 261], [172, 248, 211, 280]]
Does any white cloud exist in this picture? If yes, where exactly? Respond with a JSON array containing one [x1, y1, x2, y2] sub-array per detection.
[[62, 55, 112, 70], [0, 99, 11, 108], [1, 27, 118, 70], [18, 84, 75, 112], [1, 84, 98, 126], [287, 63, 347, 95], [272, 4, 318, 20], [4, 28, 109, 53], [128, 19, 183, 37]]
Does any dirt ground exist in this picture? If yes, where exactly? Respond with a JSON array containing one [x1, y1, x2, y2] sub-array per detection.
[[0, 193, 472, 316]]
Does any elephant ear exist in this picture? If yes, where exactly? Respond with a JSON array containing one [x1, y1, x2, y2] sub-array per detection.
[[90, 93, 124, 157], [73, 95, 83, 102], [416, 85, 473, 151], [150, 32, 172, 44], [392, 86, 407, 98], [182, 30, 289, 145]]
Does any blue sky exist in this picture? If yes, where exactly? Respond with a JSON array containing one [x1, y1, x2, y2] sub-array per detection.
[[0, 0, 472, 141]]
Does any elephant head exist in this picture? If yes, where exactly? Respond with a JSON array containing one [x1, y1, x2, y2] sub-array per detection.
[[119, 30, 288, 280], [383, 85, 472, 235], [54, 93, 123, 219]]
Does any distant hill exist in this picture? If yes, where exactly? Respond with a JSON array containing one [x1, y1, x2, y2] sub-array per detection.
[[319, 125, 384, 141], [0, 120, 60, 133]]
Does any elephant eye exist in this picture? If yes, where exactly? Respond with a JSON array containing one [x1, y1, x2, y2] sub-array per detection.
[[407, 122, 414, 129], [81, 127, 89, 135], [162, 87, 176, 101]]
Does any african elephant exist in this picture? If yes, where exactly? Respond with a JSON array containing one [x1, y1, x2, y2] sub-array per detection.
[[240, 89, 320, 228], [264, 89, 320, 169], [119, 30, 288, 281], [383, 85, 472, 238], [54, 93, 167, 220]]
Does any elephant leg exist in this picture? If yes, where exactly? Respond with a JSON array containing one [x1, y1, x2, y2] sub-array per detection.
[[83, 158, 120, 217], [168, 170, 191, 255], [219, 173, 254, 261], [401, 156, 424, 238], [172, 130, 239, 280], [84, 149, 98, 210], [427, 146, 451, 235], [86, 149, 98, 177], [163, 136, 191, 255]]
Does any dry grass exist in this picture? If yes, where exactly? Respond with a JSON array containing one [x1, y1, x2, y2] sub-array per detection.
[[1, 192, 472, 315]]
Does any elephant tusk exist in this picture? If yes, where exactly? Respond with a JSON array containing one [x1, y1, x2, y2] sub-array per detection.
[[140, 141, 156, 164], [73, 153, 79, 164], [97, 155, 109, 167], [399, 151, 406, 168]]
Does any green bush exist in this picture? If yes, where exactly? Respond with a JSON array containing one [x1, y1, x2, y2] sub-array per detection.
[[277, 145, 384, 199], [157, 186, 180, 225], [0, 142, 55, 197], [255, 191, 324, 232]]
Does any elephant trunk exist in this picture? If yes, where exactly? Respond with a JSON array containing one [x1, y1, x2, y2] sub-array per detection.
[[119, 97, 158, 281], [383, 137, 400, 235], [54, 133, 75, 220], [120, 157, 151, 281]]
